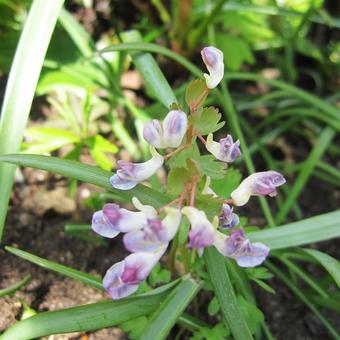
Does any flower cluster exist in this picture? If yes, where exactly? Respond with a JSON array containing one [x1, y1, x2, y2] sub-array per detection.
[[91, 46, 286, 300]]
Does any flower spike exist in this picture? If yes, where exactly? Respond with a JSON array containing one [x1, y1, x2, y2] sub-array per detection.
[[143, 110, 188, 149], [110, 146, 164, 190], [206, 133, 241, 163], [201, 46, 224, 89], [231, 171, 286, 206]]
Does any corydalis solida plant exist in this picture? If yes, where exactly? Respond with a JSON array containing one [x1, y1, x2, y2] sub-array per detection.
[[91, 46, 286, 300]]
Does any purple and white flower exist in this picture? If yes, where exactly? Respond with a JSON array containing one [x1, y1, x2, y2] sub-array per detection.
[[219, 204, 239, 230], [123, 207, 182, 252], [103, 248, 166, 300], [214, 228, 269, 267], [110, 147, 164, 190], [231, 171, 286, 206], [143, 110, 188, 149], [182, 207, 215, 255], [201, 46, 224, 89], [206, 133, 241, 163]]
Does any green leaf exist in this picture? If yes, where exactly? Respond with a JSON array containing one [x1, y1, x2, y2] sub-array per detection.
[[0, 282, 178, 340], [251, 278, 276, 294], [0, 275, 31, 298], [248, 210, 340, 250], [120, 31, 177, 108], [303, 249, 340, 288], [167, 167, 190, 196], [0, 0, 65, 240], [5, 246, 103, 290], [167, 144, 200, 169], [211, 167, 242, 199], [139, 276, 201, 340], [185, 79, 208, 111], [0, 154, 171, 208], [120, 316, 148, 339], [193, 106, 225, 136], [204, 247, 253, 340], [238, 296, 264, 334], [195, 155, 226, 179], [208, 296, 220, 316], [85, 135, 118, 153]]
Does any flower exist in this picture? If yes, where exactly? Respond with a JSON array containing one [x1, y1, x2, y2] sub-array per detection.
[[219, 204, 239, 230], [110, 146, 164, 190], [206, 133, 241, 163], [201, 46, 224, 89], [202, 176, 217, 197], [214, 229, 269, 267], [231, 171, 286, 206], [182, 207, 215, 255], [143, 110, 188, 149], [123, 207, 182, 252], [91, 197, 157, 238], [103, 248, 166, 300]]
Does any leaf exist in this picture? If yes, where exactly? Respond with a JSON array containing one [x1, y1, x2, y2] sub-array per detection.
[[195, 192, 223, 220], [120, 316, 148, 339], [85, 135, 118, 153], [208, 296, 220, 316], [185, 79, 208, 111], [237, 296, 264, 334], [5, 246, 103, 290], [204, 247, 253, 340], [251, 278, 276, 294], [303, 249, 340, 288], [248, 210, 340, 250], [167, 144, 200, 169], [0, 275, 31, 298], [0, 154, 171, 208], [0, 282, 178, 340], [120, 31, 177, 108], [211, 167, 242, 199], [195, 155, 226, 179], [193, 106, 225, 136], [0, 0, 65, 241], [139, 276, 201, 340], [166, 167, 190, 196]]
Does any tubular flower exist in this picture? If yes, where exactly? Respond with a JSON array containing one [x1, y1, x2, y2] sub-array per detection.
[[103, 248, 166, 300], [206, 133, 241, 163], [123, 207, 182, 252], [214, 229, 269, 267], [110, 146, 164, 190], [219, 204, 239, 230], [201, 46, 224, 89], [143, 110, 188, 149], [231, 171, 286, 206], [91, 197, 156, 238], [182, 207, 215, 255]]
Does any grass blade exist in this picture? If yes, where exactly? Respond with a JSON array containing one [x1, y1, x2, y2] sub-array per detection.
[[0, 275, 31, 297], [0, 154, 171, 208], [140, 276, 201, 340], [5, 246, 103, 290], [0, 0, 65, 240], [120, 31, 177, 108], [204, 247, 253, 340], [248, 210, 340, 249], [303, 249, 340, 288], [0, 284, 177, 340], [275, 127, 335, 224]]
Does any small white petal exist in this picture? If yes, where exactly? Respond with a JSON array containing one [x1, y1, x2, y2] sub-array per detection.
[[201, 46, 224, 89], [163, 110, 188, 148]]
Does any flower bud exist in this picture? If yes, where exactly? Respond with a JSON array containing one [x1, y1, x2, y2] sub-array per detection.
[[219, 204, 239, 230], [182, 207, 215, 254], [206, 133, 241, 163], [214, 229, 269, 267], [201, 46, 224, 89], [231, 171, 286, 206], [110, 146, 164, 190], [143, 110, 188, 149]]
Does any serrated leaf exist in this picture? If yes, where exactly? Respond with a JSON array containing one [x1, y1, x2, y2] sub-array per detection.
[[185, 79, 208, 111], [211, 167, 242, 198], [195, 192, 223, 220], [167, 144, 200, 169], [167, 167, 190, 196], [194, 106, 225, 136], [195, 155, 226, 179]]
